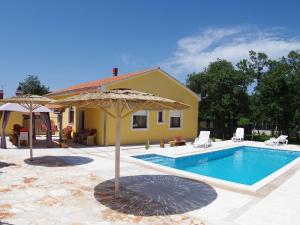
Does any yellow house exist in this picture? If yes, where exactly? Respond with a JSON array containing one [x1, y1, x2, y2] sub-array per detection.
[[47, 68, 199, 145]]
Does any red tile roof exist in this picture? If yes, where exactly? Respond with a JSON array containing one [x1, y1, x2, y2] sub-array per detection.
[[48, 68, 159, 96]]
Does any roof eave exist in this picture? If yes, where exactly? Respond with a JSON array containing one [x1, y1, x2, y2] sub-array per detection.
[[46, 68, 161, 98]]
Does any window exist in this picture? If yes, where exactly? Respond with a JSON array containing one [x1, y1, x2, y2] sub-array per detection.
[[68, 107, 74, 124], [169, 110, 182, 128], [132, 110, 148, 129], [157, 111, 164, 123]]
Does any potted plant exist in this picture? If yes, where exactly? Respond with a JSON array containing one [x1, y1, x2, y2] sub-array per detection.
[[145, 140, 150, 150], [60, 139, 68, 148]]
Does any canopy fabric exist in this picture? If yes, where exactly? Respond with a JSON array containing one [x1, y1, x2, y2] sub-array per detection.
[[40, 112, 52, 147], [0, 103, 52, 113], [1, 111, 11, 149]]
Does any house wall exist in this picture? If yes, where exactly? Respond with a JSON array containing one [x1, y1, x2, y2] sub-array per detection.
[[52, 107, 101, 142], [49, 113, 57, 126], [83, 108, 104, 145], [49, 94, 78, 135], [104, 70, 199, 145], [50, 70, 199, 145], [1, 112, 23, 135], [61, 107, 78, 134]]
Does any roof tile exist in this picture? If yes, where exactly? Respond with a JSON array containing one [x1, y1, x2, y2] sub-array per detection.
[[48, 68, 159, 96]]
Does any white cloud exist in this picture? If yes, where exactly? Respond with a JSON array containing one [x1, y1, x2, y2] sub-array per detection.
[[161, 27, 300, 80]]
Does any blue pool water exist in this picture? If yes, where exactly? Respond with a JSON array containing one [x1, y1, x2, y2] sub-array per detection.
[[133, 146, 300, 185]]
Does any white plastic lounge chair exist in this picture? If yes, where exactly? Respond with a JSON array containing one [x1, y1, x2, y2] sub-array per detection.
[[265, 135, 288, 146], [232, 128, 244, 142], [192, 131, 211, 148]]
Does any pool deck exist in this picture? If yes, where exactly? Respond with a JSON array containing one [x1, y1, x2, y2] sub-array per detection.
[[0, 139, 300, 225]]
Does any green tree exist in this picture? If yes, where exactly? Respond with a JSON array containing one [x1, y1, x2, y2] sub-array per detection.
[[255, 50, 300, 136], [237, 50, 269, 90], [187, 50, 300, 142], [287, 51, 300, 140], [19, 75, 50, 95], [187, 59, 250, 139]]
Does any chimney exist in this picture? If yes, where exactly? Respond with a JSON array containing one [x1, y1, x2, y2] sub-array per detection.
[[16, 85, 23, 96], [112, 68, 118, 77], [0, 89, 3, 99]]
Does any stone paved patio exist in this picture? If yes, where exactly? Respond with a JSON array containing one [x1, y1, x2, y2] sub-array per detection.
[[0, 140, 300, 225]]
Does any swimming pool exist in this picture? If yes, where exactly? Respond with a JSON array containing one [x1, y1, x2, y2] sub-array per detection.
[[133, 146, 300, 187]]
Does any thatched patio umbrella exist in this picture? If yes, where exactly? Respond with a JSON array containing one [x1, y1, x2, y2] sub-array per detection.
[[53, 89, 190, 196], [0, 95, 54, 160]]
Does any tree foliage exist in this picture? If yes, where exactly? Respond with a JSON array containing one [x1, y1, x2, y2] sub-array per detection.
[[187, 50, 300, 141], [19, 75, 50, 95], [237, 50, 269, 86], [187, 59, 250, 138], [255, 51, 300, 137]]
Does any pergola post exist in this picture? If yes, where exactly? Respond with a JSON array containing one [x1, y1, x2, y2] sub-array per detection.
[[29, 102, 33, 160], [115, 99, 121, 197]]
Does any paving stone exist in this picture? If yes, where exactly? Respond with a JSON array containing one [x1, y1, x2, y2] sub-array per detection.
[[1, 140, 299, 224]]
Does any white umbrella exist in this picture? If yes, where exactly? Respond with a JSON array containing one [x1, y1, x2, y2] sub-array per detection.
[[0, 103, 52, 113]]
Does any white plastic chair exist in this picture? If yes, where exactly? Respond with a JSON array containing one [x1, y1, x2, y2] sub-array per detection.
[[192, 131, 211, 148], [18, 132, 29, 146], [232, 128, 244, 142]]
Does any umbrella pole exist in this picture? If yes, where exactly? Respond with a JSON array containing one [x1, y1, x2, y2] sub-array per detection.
[[29, 102, 33, 160], [58, 113, 63, 147], [115, 100, 121, 197]]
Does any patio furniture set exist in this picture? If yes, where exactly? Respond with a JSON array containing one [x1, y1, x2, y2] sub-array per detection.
[[73, 129, 97, 146], [62, 126, 97, 146]]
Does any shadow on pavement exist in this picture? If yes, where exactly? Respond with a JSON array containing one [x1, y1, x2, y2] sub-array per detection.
[[24, 156, 93, 167]]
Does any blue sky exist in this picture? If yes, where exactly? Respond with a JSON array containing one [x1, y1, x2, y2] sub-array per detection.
[[0, 0, 300, 96]]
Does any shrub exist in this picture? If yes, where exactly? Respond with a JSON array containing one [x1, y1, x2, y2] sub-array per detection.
[[145, 140, 150, 150], [245, 134, 271, 142]]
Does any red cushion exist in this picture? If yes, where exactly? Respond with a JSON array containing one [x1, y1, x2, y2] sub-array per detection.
[[89, 129, 97, 135], [173, 136, 182, 141], [20, 128, 29, 132]]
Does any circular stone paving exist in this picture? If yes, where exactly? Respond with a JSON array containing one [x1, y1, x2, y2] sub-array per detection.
[[94, 175, 217, 216]]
